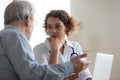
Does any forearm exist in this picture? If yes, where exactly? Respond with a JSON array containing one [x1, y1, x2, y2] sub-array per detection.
[[43, 62, 74, 80], [49, 50, 58, 64]]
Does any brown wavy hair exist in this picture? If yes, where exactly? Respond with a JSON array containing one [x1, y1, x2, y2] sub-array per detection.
[[43, 10, 77, 36]]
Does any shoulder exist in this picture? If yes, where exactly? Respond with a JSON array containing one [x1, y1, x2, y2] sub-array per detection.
[[34, 43, 46, 50], [67, 40, 82, 53], [69, 40, 81, 48], [33, 42, 49, 59], [33, 41, 49, 54], [34, 38, 50, 50], [0, 28, 23, 45], [0, 28, 17, 38], [0, 26, 27, 42]]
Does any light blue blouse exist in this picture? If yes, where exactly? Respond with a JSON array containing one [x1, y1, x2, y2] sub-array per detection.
[[0, 25, 74, 80]]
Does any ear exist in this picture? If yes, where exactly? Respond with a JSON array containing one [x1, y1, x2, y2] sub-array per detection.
[[25, 16, 32, 27]]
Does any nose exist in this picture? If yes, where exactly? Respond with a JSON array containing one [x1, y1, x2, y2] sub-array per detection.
[[51, 28, 56, 33]]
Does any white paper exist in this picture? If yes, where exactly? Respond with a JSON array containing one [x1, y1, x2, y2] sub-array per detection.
[[93, 53, 114, 80]]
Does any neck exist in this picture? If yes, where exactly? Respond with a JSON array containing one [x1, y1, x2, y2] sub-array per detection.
[[10, 21, 26, 34]]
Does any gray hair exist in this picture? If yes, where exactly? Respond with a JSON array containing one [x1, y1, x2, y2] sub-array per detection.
[[4, 0, 35, 24]]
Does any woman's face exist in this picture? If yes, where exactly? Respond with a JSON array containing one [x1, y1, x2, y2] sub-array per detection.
[[46, 17, 67, 40]]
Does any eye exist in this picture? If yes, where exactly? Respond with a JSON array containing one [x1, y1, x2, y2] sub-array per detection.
[[55, 24, 61, 29], [47, 25, 52, 29]]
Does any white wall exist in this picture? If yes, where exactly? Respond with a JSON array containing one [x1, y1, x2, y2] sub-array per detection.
[[70, 0, 120, 80]]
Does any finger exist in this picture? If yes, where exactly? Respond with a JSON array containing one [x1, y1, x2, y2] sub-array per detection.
[[69, 73, 80, 80], [83, 61, 91, 66], [72, 73, 79, 77], [83, 61, 91, 69], [78, 53, 87, 58], [70, 75, 79, 80]]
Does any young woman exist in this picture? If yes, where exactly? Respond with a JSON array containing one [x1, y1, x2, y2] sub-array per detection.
[[34, 10, 92, 80]]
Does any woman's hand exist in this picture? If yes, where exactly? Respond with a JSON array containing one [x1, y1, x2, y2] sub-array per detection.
[[49, 37, 63, 64], [50, 37, 62, 52]]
